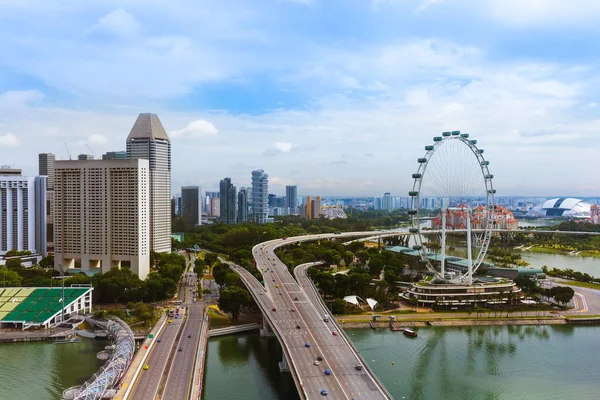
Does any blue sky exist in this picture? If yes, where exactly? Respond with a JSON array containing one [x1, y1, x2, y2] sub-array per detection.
[[0, 0, 599, 196]]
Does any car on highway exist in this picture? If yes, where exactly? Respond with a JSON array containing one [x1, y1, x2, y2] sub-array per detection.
[[169, 319, 173, 323], [291, 308, 295, 312], [272, 307, 277, 311], [332, 331, 338, 336], [317, 356, 323, 361], [178, 348, 183, 352], [321, 389, 328, 396], [157, 338, 161, 342], [355, 365, 363, 371], [275, 284, 279, 288], [188, 335, 191, 338], [314, 360, 320, 366], [143, 365, 149, 370], [305, 342, 311, 348], [296, 325, 301, 329], [324, 369, 331, 375]]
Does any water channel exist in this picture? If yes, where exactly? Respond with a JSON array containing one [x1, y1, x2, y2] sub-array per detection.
[[203, 325, 600, 400], [0, 339, 107, 400]]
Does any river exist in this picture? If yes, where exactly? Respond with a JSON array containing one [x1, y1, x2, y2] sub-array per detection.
[[0, 338, 107, 400], [202, 325, 600, 400]]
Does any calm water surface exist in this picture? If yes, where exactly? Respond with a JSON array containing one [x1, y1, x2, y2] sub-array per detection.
[[0, 339, 107, 400], [204, 326, 600, 400]]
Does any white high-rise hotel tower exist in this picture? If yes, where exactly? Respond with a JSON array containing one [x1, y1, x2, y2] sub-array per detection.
[[127, 113, 172, 253]]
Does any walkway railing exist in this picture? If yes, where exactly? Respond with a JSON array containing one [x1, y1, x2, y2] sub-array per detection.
[[63, 318, 135, 400]]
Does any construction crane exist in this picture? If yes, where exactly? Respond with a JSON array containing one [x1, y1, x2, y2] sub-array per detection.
[[64, 143, 72, 160]]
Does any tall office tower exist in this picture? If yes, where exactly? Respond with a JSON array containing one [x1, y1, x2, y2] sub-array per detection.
[[54, 159, 150, 278], [285, 185, 298, 211], [77, 154, 95, 161], [312, 196, 322, 219], [305, 196, 313, 219], [219, 178, 237, 224], [251, 170, 269, 224], [210, 197, 220, 217], [126, 113, 171, 253], [0, 171, 47, 256], [181, 186, 202, 226], [38, 153, 55, 189], [237, 188, 249, 223], [39, 153, 55, 252], [382, 192, 392, 211], [171, 194, 182, 217], [102, 151, 127, 160]]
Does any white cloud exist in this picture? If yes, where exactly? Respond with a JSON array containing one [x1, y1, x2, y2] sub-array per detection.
[[170, 120, 218, 139], [274, 142, 293, 152], [0, 133, 19, 147], [87, 9, 142, 38], [484, 0, 600, 25], [87, 134, 108, 146]]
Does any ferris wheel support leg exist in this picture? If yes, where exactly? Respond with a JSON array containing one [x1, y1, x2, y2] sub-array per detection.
[[440, 209, 446, 278], [466, 208, 473, 285]]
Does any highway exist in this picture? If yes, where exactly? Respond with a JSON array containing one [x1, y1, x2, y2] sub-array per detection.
[[163, 269, 205, 400], [229, 231, 392, 400], [129, 253, 195, 400]]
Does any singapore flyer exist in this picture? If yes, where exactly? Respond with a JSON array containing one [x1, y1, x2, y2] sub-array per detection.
[[408, 131, 495, 284]]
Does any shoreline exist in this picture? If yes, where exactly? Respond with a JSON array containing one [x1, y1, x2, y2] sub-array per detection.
[[338, 317, 567, 329]]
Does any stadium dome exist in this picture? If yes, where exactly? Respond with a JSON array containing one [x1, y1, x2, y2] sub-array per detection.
[[527, 198, 591, 219]]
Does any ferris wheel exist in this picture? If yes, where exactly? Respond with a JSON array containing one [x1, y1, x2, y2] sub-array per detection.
[[408, 131, 495, 284]]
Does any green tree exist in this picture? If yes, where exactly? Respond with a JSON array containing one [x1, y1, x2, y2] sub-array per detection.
[[39, 255, 54, 268], [218, 286, 251, 321], [212, 263, 227, 287], [0, 268, 23, 286], [204, 253, 218, 269]]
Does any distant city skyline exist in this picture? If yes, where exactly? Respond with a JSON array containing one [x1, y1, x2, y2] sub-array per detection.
[[1, 1, 600, 196]]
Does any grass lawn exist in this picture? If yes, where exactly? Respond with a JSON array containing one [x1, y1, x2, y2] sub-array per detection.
[[560, 280, 600, 290], [207, 305, 257, 328]]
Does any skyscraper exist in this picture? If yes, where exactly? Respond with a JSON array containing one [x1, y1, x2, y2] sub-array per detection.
[[219, 178, 237, 224], [38, 153, 55, 189], [126, 113, 171, 253], [0, 171, 47, 256], [285, 185, 298, 212], [238, 188, 249, 223], [312, 196, 322, 218], [181, 186, 202, 226], [251, 170, 269, 224], [382, 192, 393, 211], [54, 159, 149, 278], [305, 196, 313, 219], [39, 153, 55, 252]]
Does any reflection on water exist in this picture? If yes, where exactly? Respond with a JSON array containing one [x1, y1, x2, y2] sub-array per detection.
[[202, 326, 599, 400], [0, 339, 107, 400], [204, 332, 299, 400], [350, 325, 599, 400]]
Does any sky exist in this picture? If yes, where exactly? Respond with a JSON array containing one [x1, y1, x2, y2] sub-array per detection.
[[1, 0, 599, 197]]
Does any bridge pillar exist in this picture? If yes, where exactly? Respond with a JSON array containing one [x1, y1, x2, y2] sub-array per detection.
[[278, 353, 290, 373], [260, 317, 275, 337]]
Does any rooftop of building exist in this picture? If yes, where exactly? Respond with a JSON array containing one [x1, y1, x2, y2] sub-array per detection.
[[127, 113, 170, 141]]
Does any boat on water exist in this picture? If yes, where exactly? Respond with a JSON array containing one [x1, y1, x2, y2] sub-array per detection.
[[53, 337, 82, 344], [402, 328, 417, 337]]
